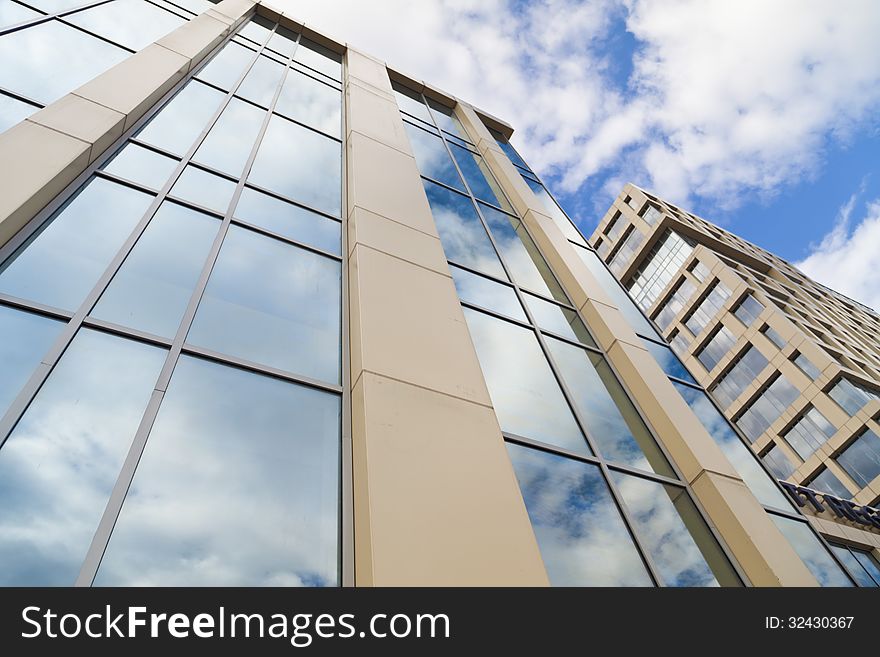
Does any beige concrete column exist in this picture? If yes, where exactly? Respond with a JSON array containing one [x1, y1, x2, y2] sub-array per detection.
[[345, 49, 548, 586], [456, 103, 818, 586], [0, 0, 256, 247]]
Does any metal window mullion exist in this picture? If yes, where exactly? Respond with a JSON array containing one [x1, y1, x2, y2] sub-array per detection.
[[0, 87, 43, 108], [0, 293, 74, 322], [0, 0, 110, 35]]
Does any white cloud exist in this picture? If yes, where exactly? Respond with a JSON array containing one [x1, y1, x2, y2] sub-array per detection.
[[796, 194, 880, 312], [266, 0, 880, 214]]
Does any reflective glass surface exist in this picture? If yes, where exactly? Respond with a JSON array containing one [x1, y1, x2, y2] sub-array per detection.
[[463, 308, 587, 454], [0, 93, 37, 133], [194, 97, 266, 176], [266, 25, 297, 58], [450, 143, 508, 210], [611, 472, 739, 586], [547, 337, 672, 475], [236, 54, 284, 108], [293, 37, 341, 82], [91, 202, 219, 337], [234, 187, 340, 255], [808, 467, 851, 499], [521, 174, 585, 244], [480, 203, 563, 300], [770, 515, 853, 586], [523, 293, 593, 345], [16, 0, 91, 11], [641, 339, 696, 383], [497, 137, 528, 170], [249, 114, 341, 216], [672, 382, 792, 510], [403, 121, 464, 191], [102, 142, 179, 190], [196, 40, 255, 91], [188, 225, 341, 383], [392, 83, 433, 124], [425, 99, 465, 138], [0, 177, 153, 311], [237, 15, 274, 45], [830, 545, 879, 587], [852, 549, 880, 586], [450, 265, 526, 322], [0, 305, 64, 418], [0, 19, 129, 105], [506, 443, 652, 586], [0, 1, 41, 29], [836, 428, 880, 489], [0, 329, 165, 585], [575, 245, 661, 339], [275, 69, 341, 138], [65, 0, 186, 51], [170, 165, 236, 214], [95, 356, 340, 586], [422, 180, 505, 279], [137, 81, 225, 156]]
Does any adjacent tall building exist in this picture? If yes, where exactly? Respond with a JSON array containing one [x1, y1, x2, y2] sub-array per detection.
[[0, 0, 877, 587]]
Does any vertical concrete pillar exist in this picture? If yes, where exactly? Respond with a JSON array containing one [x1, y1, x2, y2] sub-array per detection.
[[344, 50, 548, 585], [456, 103, 817, 586]]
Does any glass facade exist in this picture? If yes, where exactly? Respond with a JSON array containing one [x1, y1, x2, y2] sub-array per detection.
[[0, 0, 212, 133], [782, 407, 836, 461], [836, 428, 880, 489], [628, 229, 693, 310], [696, 324, 736, 372], [0, 16, 343, 586], [683, 280, 731, 336], [408, 90, 740, 587], [829, 542, 880, 587], [736, 374, 801, 442], [712, 346, 769, 408], [828, 377, 878, 415], [732, 293, 764, 326]]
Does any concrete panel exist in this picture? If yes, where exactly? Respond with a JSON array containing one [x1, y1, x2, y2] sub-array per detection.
[[348, 207, 449, 276], [28, 94, 125, 164]]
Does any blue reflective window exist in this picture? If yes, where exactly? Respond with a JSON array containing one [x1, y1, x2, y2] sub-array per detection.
[[194, 97, 266, 177], [0, 177, 153, 311], [641, 339, 696, 383], [102, 142, 179, 190], [403, 121, 464, 191], [770, 515, 853, 587], [275, 69, 341, 138], [137, 81, 226, 156], [0, 329, 166, 585], [195, 40, 256, 91], [95, 356, 340, 586], [187, 225, 341, 384], [170, 165, 237, 214]]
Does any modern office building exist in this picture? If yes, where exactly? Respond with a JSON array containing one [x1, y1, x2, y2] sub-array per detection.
[[0, 0, 877, 587]]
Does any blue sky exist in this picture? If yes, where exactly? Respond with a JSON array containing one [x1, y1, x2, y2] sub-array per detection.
[[273, 0, 880, 309]]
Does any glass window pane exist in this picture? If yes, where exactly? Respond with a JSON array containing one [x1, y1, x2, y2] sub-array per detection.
[[234, 187, 340, 255], [770, 515, 853, 586], [611, 472, 740, 586], [761, 445, 796, 479], [94, 356, 339, 586], [450, 265, 526, 322], [852, 550, 880, 586], [275, 69, 341, 138], [521, 174, 586, 245], [547, 337, 672, 475], [237, 15, 274, 46], [136, 81, 225, 156], [575, 246, 661, 339], [403, 121, 464, 191], [193, 97, 266, 176], [422, 180, 506, 279], [0, 305, 64, 418], [641, 339, 696, 383], [498, 138, 529, 170], [830, 545, 878, 587], [449, 143, 510, 210], [808, 467, 851, 499], [188, 225, 340, 383], [426, 98, 467, 140], [480, 203, 565, 300], [65, 0, 186, 51], [506, 443, 652, 586], [91, 202, 219, 337], [463, 308, 587, 454], [249, 114, 341, 217], [523, 293, 593, 346], [160, 0, 210, 14], [0, 19, 129, 105], [836, 428, 880, 489], [236, 54, 285, 108], [0, 1, 42, 29], [672, 382, 793, 510], [0, 93, 37, 133], [293, 37, 341, 82], [0, 329, 166, 585], [15, 0, 90, 11], [392, 83, 433, 125], [102, 142, 179, 190], [170, 165, 236, 214], [266, 25, 298, 58], [195, 40, 255, 91], [0, 177, 153, 311]]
